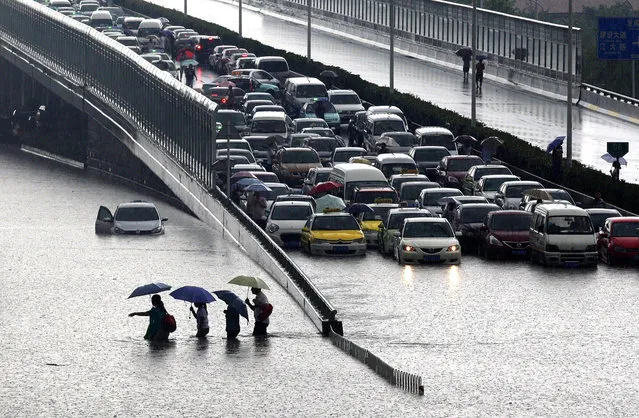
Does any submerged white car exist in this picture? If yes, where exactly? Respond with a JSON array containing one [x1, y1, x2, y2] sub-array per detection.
[[265, 201, 314, 248], [393, 217, 461, 265], [95, 201, 167, 235]]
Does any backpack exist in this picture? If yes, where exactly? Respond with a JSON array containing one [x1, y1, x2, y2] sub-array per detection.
[[258, 303, 273, 322], [163, 313, 177, 333]]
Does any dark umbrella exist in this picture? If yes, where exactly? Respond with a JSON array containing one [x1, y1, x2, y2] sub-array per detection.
[[309, 181, 343, 196], [546, 136, 565, 153], [231, 177, 262, 191], [230, 171, 257, 183], [453, 135, 478, 147], [320, 70, 339, 79], [476, 54, 487, 61], [212, 290, 249, 320], [128, 282, 171, 299], [347, 203, 374, 214], [455, 47, 472, 58], [170, 286, 216, 304]]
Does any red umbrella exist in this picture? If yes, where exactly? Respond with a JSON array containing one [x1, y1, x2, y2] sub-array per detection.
[[309, 181, 343, 196], [176, 48, 195, 62]]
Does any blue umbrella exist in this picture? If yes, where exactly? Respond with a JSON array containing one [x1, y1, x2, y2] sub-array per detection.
[[180, 59, 199, 68], [546, 136, 565, 153], [128, 282, 171, 299], [235, 177, 262, 187], [347, 203, 374, 214], [213, 290, 249, 320], [170, 286, 216, 304], [244, 183, 272, 193]]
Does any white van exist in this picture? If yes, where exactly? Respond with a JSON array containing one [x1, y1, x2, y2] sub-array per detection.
[[529, 203, 597, 267], [255, 56, 290, 81], [249, 111, 292, 136], [414, 127, 458, 155], [90, 10, 114, 29], [372, 153, 418, 179], [328, 163, 389, 202], [137, 19, 163, 49]]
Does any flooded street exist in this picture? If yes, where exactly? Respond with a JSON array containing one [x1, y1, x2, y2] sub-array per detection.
[[0, 146, 421, 415]]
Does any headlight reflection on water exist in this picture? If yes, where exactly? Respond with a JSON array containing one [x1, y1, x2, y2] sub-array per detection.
[[401, 265, 414, 286], [448, 265, 460, 288]]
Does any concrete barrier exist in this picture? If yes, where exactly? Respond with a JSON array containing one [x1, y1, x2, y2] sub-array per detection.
[[578, 83, 639, 125]]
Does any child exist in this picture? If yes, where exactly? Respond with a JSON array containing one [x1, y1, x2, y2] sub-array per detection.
[[190, 303, 209, 338]]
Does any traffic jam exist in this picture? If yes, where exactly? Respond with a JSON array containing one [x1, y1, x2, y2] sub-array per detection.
[[48, 1, 639, 267]]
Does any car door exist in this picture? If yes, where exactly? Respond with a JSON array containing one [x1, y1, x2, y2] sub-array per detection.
[[95, 206, 114, 234]]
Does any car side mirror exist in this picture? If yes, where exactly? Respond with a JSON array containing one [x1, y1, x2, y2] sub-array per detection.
[[101, 217, 113, 223], [393, 231, 401, 237], [161, 217, 168, 222], [536, 225, 544, 233]]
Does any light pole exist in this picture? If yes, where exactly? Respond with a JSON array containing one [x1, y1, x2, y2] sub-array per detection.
[[389, 0, 395, 94], [471, 0, 477, 127], [566, 0, 573, 168], [239, 0, 243, 37], [184, 0, 187, 15], [307, 0, 311, 61]]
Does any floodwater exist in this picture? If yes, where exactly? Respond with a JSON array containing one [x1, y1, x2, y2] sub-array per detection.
[[0, 146, 423, 416], [152, 0, 639, 183]]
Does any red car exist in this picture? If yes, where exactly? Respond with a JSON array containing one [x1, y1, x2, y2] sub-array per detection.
[[596, 217, 639, 265], [478, 210, 532, 259]]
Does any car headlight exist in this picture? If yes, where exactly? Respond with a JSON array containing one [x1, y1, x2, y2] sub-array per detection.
[[488, 235, 503, 246], [151, 226, 163, 233], [266, 223, 279, 233], [447, 244, 459, 252], [355, 238, 366, 243], [402, 244, 416, 252]]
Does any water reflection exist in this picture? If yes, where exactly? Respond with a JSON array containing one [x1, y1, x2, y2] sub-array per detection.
[[225, 338, 241, 354], [253, 336, 271, 356], [447, 265, 460, 289], [401, 265, 414, 287]]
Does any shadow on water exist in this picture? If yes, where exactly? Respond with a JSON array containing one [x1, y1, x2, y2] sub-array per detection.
[[225, 338, 241, 354], [253, 335, 271, 356], [148, 339, 177, 355]]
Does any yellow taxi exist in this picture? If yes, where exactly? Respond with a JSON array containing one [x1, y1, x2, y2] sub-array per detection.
[[357, 203, 399, 246], [301, 212, 367, 256]]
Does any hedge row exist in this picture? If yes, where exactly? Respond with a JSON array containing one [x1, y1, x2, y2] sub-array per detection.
[[118, 0, 639, 213]]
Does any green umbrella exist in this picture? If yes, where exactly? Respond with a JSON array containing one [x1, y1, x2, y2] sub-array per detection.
[[228, 275, 271, 290]]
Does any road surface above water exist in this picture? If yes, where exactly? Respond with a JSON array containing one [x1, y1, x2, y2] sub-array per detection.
[[154, 0, 639, 184], [0, 146, 422, 416]]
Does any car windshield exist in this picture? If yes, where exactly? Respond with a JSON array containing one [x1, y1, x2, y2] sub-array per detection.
[[264, 187, 290, 201], [304, 128, 333, 137], [403, 222, 453, 238], [381, 163, 417, 178], [589, 212, 620, 230], [271, 205, 313, 220], [391, 177, 426, 190], [118, 38, 137, 46], [484, 177, 514, 191], [334, 150, 364, 163], [461, 206, 497, 223], [373, 120, 405, 135], [447, 158, 483, 171], [253, 173, 279, 182], [612, 221, 639, 237], [423, 191, 462, 206], [354, 190, 398, 204], [282, 150, 320, 164], [309, 101, 337, 114], [362, 206, 392, 221], [330, 93, 360, 104], [472, 167, 510, 180], [547, 216, 593, 235], [345, 181, 388, 201], [123, 20, 142, 29], [115, 206, 159, 221], [297, 120, 328, 131], [506, 184, 539, 198], [138, 27, 162, 37], [421, 134, 455, 150], [411, 148, 450, 163], [385, 134, 415, 146], [81, 4, 98, 11], [297, 85, 327, 98], [261, 61, 288, 72], [549, 190, 575, 204], [491, 214, 533, 231], [315, 172, 330, 183], [313, 216, 359, 230], [164, 61, 177, 71], [401, 184, 437, 201], [308, 139, 340, 152], [388, 212, 430, 229], [217, 112, 246, 126], [247, 138, 269, 151], [251, 120, 286, 133]]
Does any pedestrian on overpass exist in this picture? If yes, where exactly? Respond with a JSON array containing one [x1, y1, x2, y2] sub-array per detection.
[[476, 58, 485, 92], [184, 64, 197, 88], [611, 158, 621, 181]]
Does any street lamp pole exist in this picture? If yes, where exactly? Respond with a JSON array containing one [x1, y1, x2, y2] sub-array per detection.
[[566, 0, 573, 168], [389, 0, 395, 94], [184, 0, 187, 15], [307, 0, 311, 61], [471, 0, 477, 127], [239, 0, 243, 37]]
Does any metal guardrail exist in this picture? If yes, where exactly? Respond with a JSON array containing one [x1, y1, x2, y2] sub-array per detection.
[[329, 328, 424, 395], [577, 83, 639, 123], [270, 0, 581, 83]]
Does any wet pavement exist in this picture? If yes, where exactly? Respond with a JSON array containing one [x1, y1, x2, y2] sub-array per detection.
[[152, 0, 639, 184], [0, 146, 423, 415]]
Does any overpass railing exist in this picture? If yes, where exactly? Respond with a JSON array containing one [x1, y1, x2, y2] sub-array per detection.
[[0, 0, 216, 185], [578, 83, 639, 123], [272, 0, 581, 83]]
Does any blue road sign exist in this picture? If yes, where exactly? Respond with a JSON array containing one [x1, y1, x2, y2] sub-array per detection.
[[598, 18, 639, 60]]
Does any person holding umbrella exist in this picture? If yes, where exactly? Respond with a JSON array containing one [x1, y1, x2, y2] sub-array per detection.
[[476, 58, 486, 92], [245, 287, 272, 336], [189, 303, 209, 338], [129, 294, 170, 341], [611, 158, 621, 181], [213, 290, 250, 340]]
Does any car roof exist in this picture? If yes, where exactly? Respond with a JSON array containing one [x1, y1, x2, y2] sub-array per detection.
[[375, 153, 415, 162], [480, 174, 520, 180], [414, 126, 453, 135], [607, 216, 639, 223], [458, 203, 501, 209], [286, 76, 323, 85], [335, 147, 366, 152], [367, 105, 403, 114], [263, 182, 289, 188], [489, 210, 531, 216], [116, 201, 157, 209], [534, 202, 586, 214], [367, 113, 404, 121], [585, 208, 622, 214], [271, 200, 313, 207], [401, 181, 439, 188], [501, 180, 543, 188], [469, 164, 509, 171], [422, 188, 461, 194], [251, 111, 287, 120], [388, 208, 431, 215], [294, 117, 325, 123], [355, 186, 395, 191], [313, 212, 354, 218], [404, 217, 448, 224]]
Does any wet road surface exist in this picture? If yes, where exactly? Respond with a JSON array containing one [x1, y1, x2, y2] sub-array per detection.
[[153, 0, 639, 183], [0, 146, 423, 415]]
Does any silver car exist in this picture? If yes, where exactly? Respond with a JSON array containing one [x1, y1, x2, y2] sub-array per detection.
[[95, 201, 167, 235]]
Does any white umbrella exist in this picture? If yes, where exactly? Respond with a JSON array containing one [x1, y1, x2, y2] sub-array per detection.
[[315, 194, 346, 212], [601, 153, 627, 166]]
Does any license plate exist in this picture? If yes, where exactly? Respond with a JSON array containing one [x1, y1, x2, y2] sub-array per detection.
[[423, 255, 440, 262], [333, 246, 349, 253], [511, 249, 526, 255]]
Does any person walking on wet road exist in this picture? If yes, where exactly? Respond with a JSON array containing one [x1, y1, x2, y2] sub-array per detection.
[[224, 304, 241, 340], [190, 302, 209, 338], [129, 294, 169, 341], [476, 58, 485, 92], [184, 64, 197, 88], [462, 55, 471, 82], [245, 288, 272, 336], [248, 191, 267, 229]]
